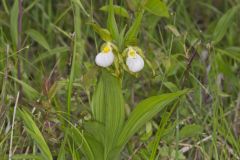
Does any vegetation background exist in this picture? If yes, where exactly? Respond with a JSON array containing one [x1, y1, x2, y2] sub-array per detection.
[[0, 0, 240, 159]]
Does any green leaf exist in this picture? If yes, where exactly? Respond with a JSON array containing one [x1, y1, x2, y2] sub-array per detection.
[[57, 115, 95, 160], [48, 81, 65, 100], [212, 5, 240, 44], [89, 23, 112, 41], [165, 25, 181, 37], [81, 66, 98, 90], [100, 5, 129, 18], [107, 0, 119, 41], [215, 53, 237, 87], [144, 0, 169, 17], [150, 102, 178, 160], [84, 133, 104, 160], [26, 29, 51, 50], [33, 47, 69, 64], [140, 122, 153, 141], [57, 132, 68, 160], [117, 89, 189, 148], [92, 70, 125, 156], [18, 109, 53, 160], [71, 0, 89, 17], [10, 0, 18, 49], [159, 146, 186, 160], [0, 73, 40, 100], [217, 48, 240, 62], [124, 10, 144, 46], [179, 124, 203, 139], [163, 82, 179, 92], [84, 121, 105, 144], [68, 127, 95, 160]]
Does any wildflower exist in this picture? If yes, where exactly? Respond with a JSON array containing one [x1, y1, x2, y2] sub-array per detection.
[[95, 43, 114, 67], [126, 47, 144, 73]]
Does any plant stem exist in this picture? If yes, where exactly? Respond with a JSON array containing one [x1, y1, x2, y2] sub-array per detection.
[[180, 44, 198, 87], [17, 0, 23, 97], [0, 45, 9, 122], [9, 92, 20, 160]]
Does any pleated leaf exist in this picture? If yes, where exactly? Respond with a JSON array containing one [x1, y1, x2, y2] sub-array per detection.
[[117, 89, 189, 147], [92, 70, 125, 157], [84, 133, 105, 160]]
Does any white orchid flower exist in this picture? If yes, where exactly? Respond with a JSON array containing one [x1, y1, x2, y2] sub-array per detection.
[[126, 47, 144, 73], [95, 43, 114, 67]]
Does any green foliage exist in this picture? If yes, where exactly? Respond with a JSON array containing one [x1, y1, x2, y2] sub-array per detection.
[[68, 126, 95, 160], [100, 5, 129, 18], [1, 0, 240, 159], [144, 0, 169, 17], [17, 109, 53, 160], [179, 124, 203, 139], [89, 23, 112, 41], [158, 145, 186, 160], [124, 10, 144, 46], [26, 29, 51, 50], [67, 0, 82, 116], [117, 90, 189, 147], [107, 0, 119, 41], [212, 5, 240, 44], [3, 74, 40, 100]]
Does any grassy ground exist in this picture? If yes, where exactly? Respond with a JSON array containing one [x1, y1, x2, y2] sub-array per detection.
[[0, 0, 240, 159]]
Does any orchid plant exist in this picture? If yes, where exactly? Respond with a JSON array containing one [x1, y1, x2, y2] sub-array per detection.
[[77, 0, 189, 159]]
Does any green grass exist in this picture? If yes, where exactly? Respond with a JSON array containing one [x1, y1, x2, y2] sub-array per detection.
[[0, 0, 240, 159]]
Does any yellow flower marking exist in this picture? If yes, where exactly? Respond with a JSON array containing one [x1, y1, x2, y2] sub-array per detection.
[[102, 45, 111, 53], [128, 48, 136, 58]]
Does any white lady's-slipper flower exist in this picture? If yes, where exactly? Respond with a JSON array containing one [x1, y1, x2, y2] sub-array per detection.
[[95, 44, 114, 67], [126, 48, 144, 73]]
